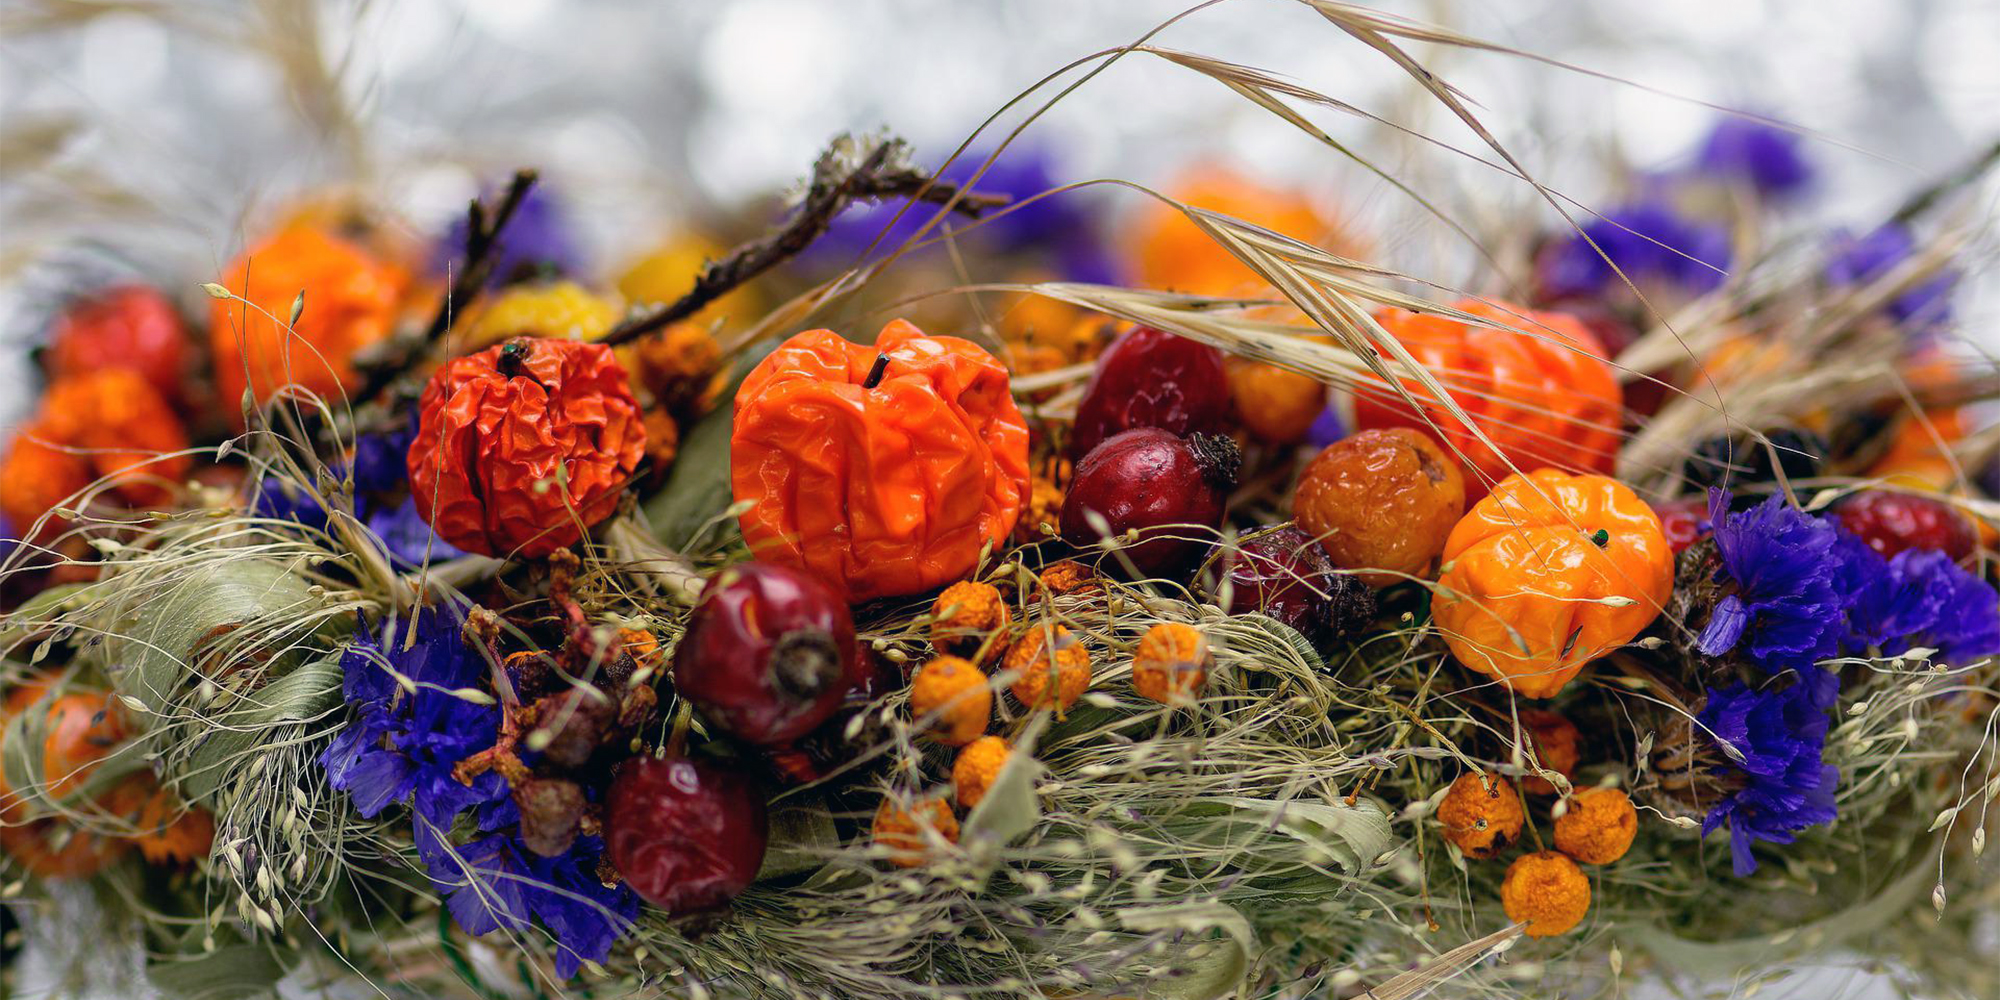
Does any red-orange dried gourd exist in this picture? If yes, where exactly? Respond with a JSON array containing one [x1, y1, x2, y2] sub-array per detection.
[[1354, 299, 1621, 496], [408, 337, 645, 558], [0, 370, 191, 535], [731, 320, 1030, 603], [209, 225, 407, 422]]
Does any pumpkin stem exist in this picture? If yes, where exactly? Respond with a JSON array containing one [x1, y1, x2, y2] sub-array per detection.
[[497, 339, 532, 379], [862, 353, 892, 389], [1590, 528, 1610, 548]]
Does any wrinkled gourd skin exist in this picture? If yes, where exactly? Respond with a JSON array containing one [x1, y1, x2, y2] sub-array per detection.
[[731, 320, 1030, 603], [408, 337, 646, 558], [1433, 469, 1672, 697], [1355, 299, 1621, 497]]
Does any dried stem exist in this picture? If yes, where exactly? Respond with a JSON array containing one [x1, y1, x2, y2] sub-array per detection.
[[597, 137, 1007, 348]]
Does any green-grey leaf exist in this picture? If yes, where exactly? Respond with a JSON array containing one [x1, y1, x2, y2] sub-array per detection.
[[1115, 901, 1257, 1000], [180, 655, 344, 803], [106, 560, 328, 714], [642, 401, 737, 551], [148, 944, 295, 1000]]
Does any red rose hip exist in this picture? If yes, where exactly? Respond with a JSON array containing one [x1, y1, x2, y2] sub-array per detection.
[[1068, 326, 1230, 459], [44, 285, 190, 404], [605, 756, 768, 914], [674, 563, 863, 745], [1061, 428, 1239, 576], [1835, 491, 1976, 561], [1653, 497, 1710, 554], [1206, 524, 1375, 647]]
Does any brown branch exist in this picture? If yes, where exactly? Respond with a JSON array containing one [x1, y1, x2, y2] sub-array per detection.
[[598, 138, 1007, 348], [350, 170, 539, 406]]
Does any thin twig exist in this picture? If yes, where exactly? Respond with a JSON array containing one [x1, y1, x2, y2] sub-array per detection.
[[350, 170, 539, 405], [598, 137, 1007, 348]]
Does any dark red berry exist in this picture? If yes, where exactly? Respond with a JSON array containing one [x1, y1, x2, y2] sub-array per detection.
[[673, 563, 862, 745], [1653, 497, 1709, 555], [1206, 525, 1375, 647], [1068, 326, 1231, 459], [1835, 491, 1976, 561], [605, 756, 768, 914], [1061, 428, 1238, 576]]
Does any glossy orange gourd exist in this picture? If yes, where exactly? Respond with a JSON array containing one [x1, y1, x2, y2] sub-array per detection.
[[1432, 469, 1671, 698], [732, 320, 1030, 603], [1355, 300, 1621, 496], [209, 225, 407, 422]]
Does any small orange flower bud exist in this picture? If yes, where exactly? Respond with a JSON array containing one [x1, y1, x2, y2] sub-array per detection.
[[909, 657, 992, 746], [1004, 625, 1092, 712], [929, 581, 1010, 662], [643, 409, 681, 468], [1518, 709, 1581, 796], [872, 795, 959, 868], [1228, 358, 1327, 445], [953, 736, 1011, 810], [1552, 787, 1637, 865], [1131, 622, 1210, 705], [1015, 475, 1066, 543], [1501, 850, 1591, 937], [1437, 772, 1525, 859]]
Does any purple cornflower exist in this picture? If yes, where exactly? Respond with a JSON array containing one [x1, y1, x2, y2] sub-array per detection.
[[250, 426, 461, 567], [1695, 490, 1851, 673], [812, 145, 1120, 284], [429, 832, 639, 978], [321, 604, 633, 975], [1694, 117, 1814, 199], [1697, 668, 1840, 876], [1825, 224, 1957, 333], [1537, 201, 1732, 301], [1843, 543, 2000, 663], [433, 182, 585, 288], [320, 604, 511, 844]]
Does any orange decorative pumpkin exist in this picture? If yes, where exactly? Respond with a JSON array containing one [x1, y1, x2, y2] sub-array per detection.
[[0, 370, 191, 536], [209, 225, 407, 422], [408, 337, 646, 558], [1432, 469, 1671, 698], [1128, 164, 1361, 298], [732, 320, 1030, 603], [1355, 300, 1621, 497]]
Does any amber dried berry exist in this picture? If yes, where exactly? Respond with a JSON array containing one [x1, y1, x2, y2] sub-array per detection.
[[617, 628, 663, 672], [872, 795, 960, 868], [1437, 772, 1525, 859], [1039, 560, 1098, 596], [1295, 428, 1466, 586], [1004, 625, 1092, 712], [1228, 358, 1327, 445], [1553, 788, 1637, 865], [929, 581, 1011, 662], [953, 736, 1011, 810], [1501, 851, 1592, 938], [908, 656, 992, 746], [1518, 709, 1582, 796], [1131, 623, 1210, 705], [643, 409, 681, 468]]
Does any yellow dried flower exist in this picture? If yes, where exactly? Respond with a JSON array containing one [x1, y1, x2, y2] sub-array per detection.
[[908, 656, 992, 746], [1004, 625, 1092, 713], [463, 280, 622, 348], [1131, 622, 1209, 705], [929, 581, 1010, 662], [1437, 772, 1524, 859], [1552, 787, 1637, 865], [872, 795, 959, 869], [1501, 851, 1591, 938], [953, 736, 1010, 810]]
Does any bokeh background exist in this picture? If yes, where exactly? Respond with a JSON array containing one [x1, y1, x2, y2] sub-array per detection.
[[2, 1, 1997, 996]]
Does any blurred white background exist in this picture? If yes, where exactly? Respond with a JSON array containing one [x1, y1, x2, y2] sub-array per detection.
[[2, 2, 1997, 997]]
